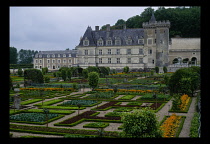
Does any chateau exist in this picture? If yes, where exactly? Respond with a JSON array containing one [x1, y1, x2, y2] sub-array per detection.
[[33, 13, 200, 71]]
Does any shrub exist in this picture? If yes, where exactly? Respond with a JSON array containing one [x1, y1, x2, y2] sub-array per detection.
[[44, 76, 50, 83], [190, 112, 200, 137]]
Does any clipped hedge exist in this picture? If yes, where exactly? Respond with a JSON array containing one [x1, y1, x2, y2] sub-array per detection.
[[34, 99, 64, 106], [190, 112, 200, 137], [83, 122, 109, 128], [10, 124, 120, 137], [20, 99, 43, 105], [38, 105, 86, 110]]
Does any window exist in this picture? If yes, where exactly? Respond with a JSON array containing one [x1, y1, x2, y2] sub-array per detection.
[[58, 54, 60, 57], [39, 60, 42, 63], [99, 49, 102, 55], [127, 39, 132, 45], [106, 40, 112, 46], [47, 65, 50, 69], [116, 49, 120, 55], [139, 48, 143, 55], [58, 59, 61, 63], [57, 65, 60, 69], [47, 59, 50, 63], [83, 40, 89, 46], [108, 49, 111, 55], [63, 54, 66, 57], [68, 54, 71, 57], [160, 40, 163, 44], [152, 60, 155, 64], [47, 54, 50, 58], [148, 49, 152, 54], [117, 58, 120, 64], [52, 59, 55, 63], [138, 39, 144, 44], [35, 60, 38, 63], [155, 39, 156, 43], [128, 58, 131, 63], [148, 39, 152, 45], [63, 60, 66, 63], [39, 55, 42, 58], [108, 58, 111, 64], [139, 58, 143, 63], [193, 52, 196, 55], [99, 58, 102, 64], [155, 30, 157, 34], [52, 54, 55, 58], [84, 50, 88, 55], [127, 49, 131, 54], [115, 40, 121, 45], [69, 59, 72, 63], [98, 40, 103, 46]]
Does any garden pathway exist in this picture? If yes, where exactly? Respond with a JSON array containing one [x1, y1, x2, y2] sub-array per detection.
[[155, 96, 197, 137]]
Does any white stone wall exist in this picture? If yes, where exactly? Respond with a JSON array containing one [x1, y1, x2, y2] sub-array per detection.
[[170, 38, 200, 50]]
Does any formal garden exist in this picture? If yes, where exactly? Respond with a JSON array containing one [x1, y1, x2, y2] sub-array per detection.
[[9, 66, 201, 138]]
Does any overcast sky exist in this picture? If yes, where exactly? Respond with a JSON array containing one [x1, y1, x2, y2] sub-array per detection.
[[10, 6, 174, 52]]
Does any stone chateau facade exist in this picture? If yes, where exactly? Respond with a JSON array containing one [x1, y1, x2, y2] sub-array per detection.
[[33, 13, 200, 71]]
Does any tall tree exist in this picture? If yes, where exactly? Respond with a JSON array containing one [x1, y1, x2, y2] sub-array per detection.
[[10, 47, 18, 64], [88, 72, 99, 91], [18, 49, 38, 64]]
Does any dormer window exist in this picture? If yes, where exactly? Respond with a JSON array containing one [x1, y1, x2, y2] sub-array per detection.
[[115, 37, 121, 46], [63, 54, 66, 57], [97, 37, 103, 46], [47, 54, 50, 58], [52, 54, 55, 58], [126, 37, 132, 45], [106, 37, 112, 46], [39, 55, 42, 58], [83, 37, 89, 46], [68, 54, 71, 57], [58, 54, 60, 57], [138, 39, 144, 45]]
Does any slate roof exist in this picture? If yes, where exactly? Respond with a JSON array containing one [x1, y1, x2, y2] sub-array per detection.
[[78, 26, 144, 47], [34, 50, 77, 58]]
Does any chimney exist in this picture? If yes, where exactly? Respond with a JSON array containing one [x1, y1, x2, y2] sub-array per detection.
[[106, 24, 110, 31], [123, 24, 126, 30], [95, 26, 99, 31]]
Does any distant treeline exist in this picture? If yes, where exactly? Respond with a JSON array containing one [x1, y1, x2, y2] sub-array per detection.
[[100, 7, 200, 38]]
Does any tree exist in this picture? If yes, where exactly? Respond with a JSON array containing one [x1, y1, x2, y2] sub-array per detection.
[[120, 107, 162, 138], [66, 69, 72, 81], [155, 66, 159, 73], [24, 69, 44, 86], [61, 69, 67, 81], [88, 72, 99, 91], [150, 70, 154, 76], [43, 108, 49, 128], [163, 66, 167, 73], [168, 67, 200, 96], [18, 49, 38, 64], [82, 69, 88, 79], [17, 68, 23, 77], [87, 66, 99, 73], [10, 47, 18, 64], [123, 66, 129, 73]]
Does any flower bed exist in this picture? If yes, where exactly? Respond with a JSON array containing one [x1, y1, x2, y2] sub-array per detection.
[[20, 88, 74, 91], [58, 100, 99, 107], [38, 105, 86, 110], [160, 113, 184, 137], [118, 95, 136, 100], [179, 94, 190, 111], [94, 89, 156, 93], [35, 99, 64, 106], [20, 99, 43, 105]]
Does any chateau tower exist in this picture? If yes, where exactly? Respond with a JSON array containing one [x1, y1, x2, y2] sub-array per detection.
[[143, 13, 170, 67]]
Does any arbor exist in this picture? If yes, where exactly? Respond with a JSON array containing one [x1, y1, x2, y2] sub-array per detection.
[[88, 72, 99, 91], [10, 47, 18, 64], [120, 108, 162, 138]]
